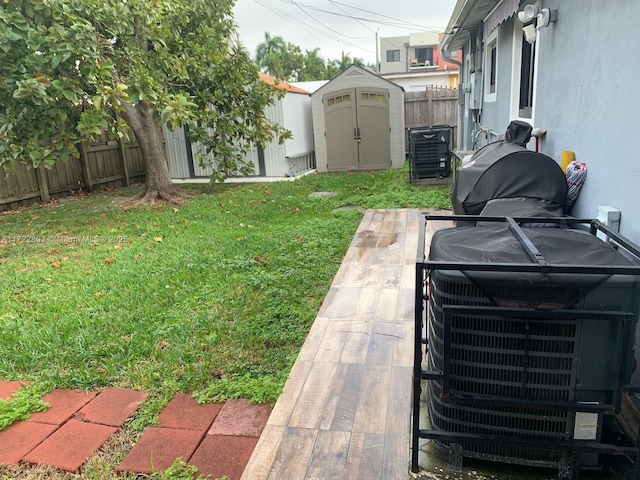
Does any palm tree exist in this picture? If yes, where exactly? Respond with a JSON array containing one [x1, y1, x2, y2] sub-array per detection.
[[301, 48, 327, 81], [336, 51, 352, 71], [255, 32, 286, 79]]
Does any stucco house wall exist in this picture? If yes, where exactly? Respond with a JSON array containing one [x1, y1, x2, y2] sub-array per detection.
[[443, 0, 640, 243], [534, 0, 640, 242]]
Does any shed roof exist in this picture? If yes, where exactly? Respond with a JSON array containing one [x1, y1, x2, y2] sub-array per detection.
[[311, 64, 404, 98], [258, 73, 310, 94]]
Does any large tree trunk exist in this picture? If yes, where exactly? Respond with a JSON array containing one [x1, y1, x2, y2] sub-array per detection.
[[121, 101, 182, 203]]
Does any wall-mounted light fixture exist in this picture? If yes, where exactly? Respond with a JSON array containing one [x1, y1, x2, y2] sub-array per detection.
[[535, 7, 558, 29], [518, 5, 558, 44], [518, 5, 539, 24], [522, 24, 537, 44]]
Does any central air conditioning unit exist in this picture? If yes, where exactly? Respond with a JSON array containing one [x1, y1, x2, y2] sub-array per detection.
[[409, 126, 452, 180], [411, 215, 640, 478]]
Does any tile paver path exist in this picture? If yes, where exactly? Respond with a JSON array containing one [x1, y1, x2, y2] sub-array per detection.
[[0, 382, 272, 479], [240, 208, 448, 480], [23, 419, 118, 472]]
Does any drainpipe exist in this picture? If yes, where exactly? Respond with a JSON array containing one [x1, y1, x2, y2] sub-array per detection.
[[441, 53, 462, 70], [441, 54, 463, 89], [441, 53, 464, 150]]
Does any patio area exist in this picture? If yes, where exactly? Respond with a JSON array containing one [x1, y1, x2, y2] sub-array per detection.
[[241, 208, 450, 480]]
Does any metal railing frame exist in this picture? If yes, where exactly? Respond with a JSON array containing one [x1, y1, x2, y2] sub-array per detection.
[[412, 215, 640, 479]]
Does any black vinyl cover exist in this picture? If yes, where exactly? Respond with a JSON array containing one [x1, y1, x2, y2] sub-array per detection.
[[478, 198, 564, 227], [451, 142, 568, 215], [504, 120, 533, 146], [430, 226, 632, 267], [429, 225, 635, 307]]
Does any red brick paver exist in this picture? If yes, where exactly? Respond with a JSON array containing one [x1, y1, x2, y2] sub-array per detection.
[[29, 389, 97, 426], [116, 427, 204, 474], [158, 393, 223, 431], [207, 398, 272, 437], [23, 419, 117, 472], [74, 388, 149, 427], [0, 381, 27, 400], [0, 421, 58, 464], [189, 435, 259, 480], [0, 383, 271, 477]]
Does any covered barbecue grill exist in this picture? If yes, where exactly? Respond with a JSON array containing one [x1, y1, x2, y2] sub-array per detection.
[[450, 121, 568, 216]]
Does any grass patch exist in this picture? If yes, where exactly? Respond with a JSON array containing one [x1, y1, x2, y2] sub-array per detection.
[[0, 166, 450, 408]]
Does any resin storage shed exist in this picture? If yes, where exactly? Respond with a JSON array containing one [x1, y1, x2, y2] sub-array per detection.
[[311, 65, 405, 173]]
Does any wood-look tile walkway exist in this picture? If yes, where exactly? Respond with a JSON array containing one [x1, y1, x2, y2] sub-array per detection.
[[241, 209, 448, 480]]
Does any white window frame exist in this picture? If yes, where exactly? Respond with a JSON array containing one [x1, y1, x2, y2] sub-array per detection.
[[386, 49, 400, 62], [484, 28, 498, 103], [509, 7, 540, 125]]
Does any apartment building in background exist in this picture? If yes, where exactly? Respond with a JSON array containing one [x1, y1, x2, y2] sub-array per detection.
[[379, 32, 461, 91]]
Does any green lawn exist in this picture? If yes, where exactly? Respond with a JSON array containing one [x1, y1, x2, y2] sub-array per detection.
[[0, 167, 450, 424]]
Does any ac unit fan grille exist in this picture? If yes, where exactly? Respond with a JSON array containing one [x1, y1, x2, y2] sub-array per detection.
[[409, 129, 451, 179], [431, 275, 589, 309], [426, 274, 579, 465]]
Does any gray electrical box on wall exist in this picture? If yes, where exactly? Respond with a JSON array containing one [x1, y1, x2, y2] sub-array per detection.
[[469, 72, 483, 110]]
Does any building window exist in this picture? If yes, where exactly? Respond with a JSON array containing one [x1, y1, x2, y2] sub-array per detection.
[[361, 92, 385, 102], [484, 29, 498, 102], [489, 44, 497, 93], [327, 94, 351, 107], [386, 50, 400, 62], [518, 32, 535, 118], [414, 47, 434, 66], [510, 14, 538, 122]]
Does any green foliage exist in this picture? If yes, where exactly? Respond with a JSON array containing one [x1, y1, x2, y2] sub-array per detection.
[[0, 0, 285, 182], [0, 382, 51, 431], [149, 458, 227, 480], [195, 371, 290, 406], [254, 32, 374, 81], [254, 32, 288, 80], [299, 48, 327, 81], [127, 393, 170, 433]]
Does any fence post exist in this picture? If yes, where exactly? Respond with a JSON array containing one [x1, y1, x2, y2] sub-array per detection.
[[35, 165, 50, 202], [79, 142, 94, 193], [117, 135, 131, 186]]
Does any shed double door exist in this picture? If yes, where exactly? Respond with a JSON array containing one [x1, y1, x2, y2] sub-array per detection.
[[324, 87, 391, 172]]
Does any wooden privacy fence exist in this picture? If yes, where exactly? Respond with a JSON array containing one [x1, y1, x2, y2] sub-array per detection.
[[405, 87, 459, 149], [1, 88, 458, 211], [0, 136, 145, 211]]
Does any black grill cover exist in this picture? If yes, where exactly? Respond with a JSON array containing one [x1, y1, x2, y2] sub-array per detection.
[[478, 198, 564, 227], [451, 142, 568, 215]]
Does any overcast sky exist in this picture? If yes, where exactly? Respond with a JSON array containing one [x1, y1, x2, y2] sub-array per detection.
[[232, 0, 456, 66]]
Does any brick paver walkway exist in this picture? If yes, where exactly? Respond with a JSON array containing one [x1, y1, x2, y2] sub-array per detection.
[[0, 382, 271, 479]]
